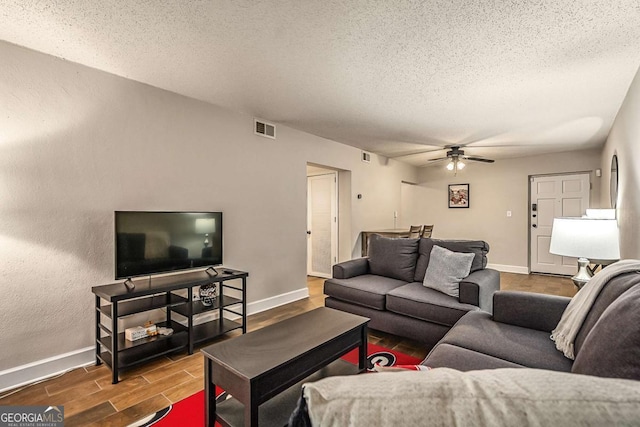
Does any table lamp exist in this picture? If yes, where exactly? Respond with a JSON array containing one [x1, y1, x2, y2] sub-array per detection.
[[549, 217, 620, 288]]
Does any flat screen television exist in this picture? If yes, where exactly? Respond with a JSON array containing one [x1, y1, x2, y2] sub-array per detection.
[[115, 211, 223, 279]]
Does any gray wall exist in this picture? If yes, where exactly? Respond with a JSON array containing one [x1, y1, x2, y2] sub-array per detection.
[[601, 65, 640, 258], [0, 41, 417, 375], [412, 149, 602, 271]]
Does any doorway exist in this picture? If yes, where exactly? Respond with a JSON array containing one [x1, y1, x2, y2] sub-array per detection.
[[307, 166, 338, 278], [529, 172, 590, 275]]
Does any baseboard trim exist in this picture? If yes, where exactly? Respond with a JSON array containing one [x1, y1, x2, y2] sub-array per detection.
[[0, 347, 94, 393], [0, 287, 310, 393], [247, 287, 310, 315], [487, 263, 530, 274]]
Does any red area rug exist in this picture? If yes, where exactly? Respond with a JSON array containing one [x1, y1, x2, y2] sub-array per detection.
[[130, 343, 421, 427]]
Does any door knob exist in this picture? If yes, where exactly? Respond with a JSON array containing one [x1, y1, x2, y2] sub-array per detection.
[[532, 224, 537, 228]]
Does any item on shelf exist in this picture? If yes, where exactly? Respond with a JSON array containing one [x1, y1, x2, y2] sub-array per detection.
[[125, 323, 158, 341], [157, 327, 174, 336], [199, 282, 217, 307]]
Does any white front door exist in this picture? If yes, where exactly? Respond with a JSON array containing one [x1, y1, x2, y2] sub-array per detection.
[[530, 173, 590, 275], [307, 173, 337, 278]]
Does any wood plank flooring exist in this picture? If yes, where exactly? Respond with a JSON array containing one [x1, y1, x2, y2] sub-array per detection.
[[0, 273, 575, 426]]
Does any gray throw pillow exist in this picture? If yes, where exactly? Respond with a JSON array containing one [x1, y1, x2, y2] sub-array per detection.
[[368, 234, 419, 282], [422, 245, 475, 298], [414, 238, 489, 282], [572, 283, 640, 380]]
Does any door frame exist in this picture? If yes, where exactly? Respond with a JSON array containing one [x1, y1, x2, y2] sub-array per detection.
[[528, 171, 591, 274], [306, 170, 339, 278]]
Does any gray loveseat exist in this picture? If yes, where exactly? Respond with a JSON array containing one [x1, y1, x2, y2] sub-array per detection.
[[324, 234, 500, 348]]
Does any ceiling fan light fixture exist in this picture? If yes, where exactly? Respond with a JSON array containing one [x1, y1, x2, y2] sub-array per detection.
[[446, 161, 455, 171], [457, 160, 465, 169]]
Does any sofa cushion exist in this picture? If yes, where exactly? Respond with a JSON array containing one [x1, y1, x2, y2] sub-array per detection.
[[368, 234, 419, 282], [423, 343, 523, 371], [574, 272, 640, 355], [324, 275, 407, 310], [414, 238, 489, 282], [422, 245, 475, 298], [386, 282, 478, 327], [572, 283, 640, 380], [438, 311, 573, 372]]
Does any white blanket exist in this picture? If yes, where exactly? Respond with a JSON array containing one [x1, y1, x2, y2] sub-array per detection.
[[550, 259, 640, 359], [303, 369, 640, 426]]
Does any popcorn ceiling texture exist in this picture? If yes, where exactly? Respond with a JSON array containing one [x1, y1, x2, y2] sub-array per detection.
[[1, 1, 639, 165]]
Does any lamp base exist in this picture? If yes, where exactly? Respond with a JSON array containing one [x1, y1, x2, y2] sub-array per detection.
[[572, 257, 593, 289]]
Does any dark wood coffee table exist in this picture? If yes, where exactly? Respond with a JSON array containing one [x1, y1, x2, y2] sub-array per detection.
[[201, 307, 369, 426]]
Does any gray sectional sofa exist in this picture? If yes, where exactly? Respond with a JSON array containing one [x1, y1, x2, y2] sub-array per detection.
[[325, 233, 640, 379], [324, 234, 500, 348]]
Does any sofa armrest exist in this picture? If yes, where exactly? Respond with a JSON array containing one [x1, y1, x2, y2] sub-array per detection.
[[459, 269, 500, 313], [332, 258, 370, 279], [492, 291, 571, 332]]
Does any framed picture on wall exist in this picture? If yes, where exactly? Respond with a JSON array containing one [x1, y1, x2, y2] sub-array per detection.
[[448, 184, 470, 208]]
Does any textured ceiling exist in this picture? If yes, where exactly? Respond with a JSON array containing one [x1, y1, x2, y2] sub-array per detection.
[[2, 1, 640, 167]]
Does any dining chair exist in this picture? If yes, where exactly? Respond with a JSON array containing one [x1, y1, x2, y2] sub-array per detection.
[[408, 225, 423, 238], [420, 225, 434, 238]]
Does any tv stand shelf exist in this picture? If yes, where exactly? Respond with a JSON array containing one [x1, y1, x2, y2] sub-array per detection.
[[92, 269, 248, 384]]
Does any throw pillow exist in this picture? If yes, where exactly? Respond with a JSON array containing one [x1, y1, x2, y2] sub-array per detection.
[[422, 245, 474, 298], [572, 283, 640, 380], [414, 238, 489, 282], [368, 234, 419, 282]]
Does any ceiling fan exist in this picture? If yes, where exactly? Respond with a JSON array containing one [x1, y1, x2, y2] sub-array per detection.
[[428, 146, 495, 175]]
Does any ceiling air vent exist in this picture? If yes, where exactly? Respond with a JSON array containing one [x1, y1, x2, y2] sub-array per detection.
[[361, 151, 371, 163], [254, 119, 276, 139]]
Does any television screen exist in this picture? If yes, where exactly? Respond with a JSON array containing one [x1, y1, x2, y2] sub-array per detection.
[[115, 211, 223, 279]]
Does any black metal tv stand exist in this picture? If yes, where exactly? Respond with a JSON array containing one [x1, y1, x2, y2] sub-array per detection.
[[92, 269, 248, 384]]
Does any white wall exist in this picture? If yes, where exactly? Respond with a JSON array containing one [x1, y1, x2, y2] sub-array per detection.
[[0, 41, 417, 384], [413, 149, 602, 271], [601, 65, 640, 259]]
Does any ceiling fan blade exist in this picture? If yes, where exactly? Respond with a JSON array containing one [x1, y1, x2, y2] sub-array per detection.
[[427, 157, 450, 162], [462, 156, 495, 163], [386, 146, 451, 159]]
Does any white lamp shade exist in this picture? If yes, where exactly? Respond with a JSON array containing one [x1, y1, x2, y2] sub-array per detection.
[[195, 218, 216, 234], [549, 217, 620, 260]]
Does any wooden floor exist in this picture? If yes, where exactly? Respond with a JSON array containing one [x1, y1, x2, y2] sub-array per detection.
[[0, 273, 575, 426]]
